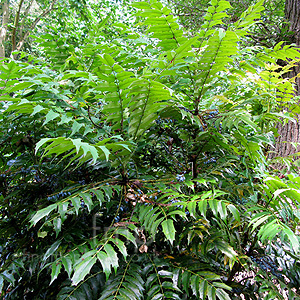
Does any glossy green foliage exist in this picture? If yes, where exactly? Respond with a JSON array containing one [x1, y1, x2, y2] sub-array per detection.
[[172, 0, 286, 47], [0, 0, 300, 299]]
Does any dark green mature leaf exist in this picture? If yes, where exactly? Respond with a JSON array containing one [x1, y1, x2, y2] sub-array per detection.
[[50, 260, 62, 285], [43, 240, 61, 261], [72, 255, 97, 285], [30, 204, 57, 225], [162, 219, 176, 245]]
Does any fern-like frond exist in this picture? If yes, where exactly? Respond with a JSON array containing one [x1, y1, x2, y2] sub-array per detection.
[[194, 29, 239, 104], [233, 0, 264, 33], [57, 267, 105, 300], [30, 183, 117, 230], [35, 136, 132, 166], [97, 54, 135, 133], [178, 268, 232, 300], [44, 225, 137, 287], [99, 258, 145, 300], [128, 79, 172, 139], [133, 1, 186, 51]]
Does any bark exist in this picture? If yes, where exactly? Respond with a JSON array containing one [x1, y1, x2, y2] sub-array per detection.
[[272, 116, 300, 160], [269, 0, 300, 163], [0, 0, 9, 58], [2, 0, 57, 59], [18, 0, 34, 39], [16, 0, 57, 55], [11, 0, 25, 55]]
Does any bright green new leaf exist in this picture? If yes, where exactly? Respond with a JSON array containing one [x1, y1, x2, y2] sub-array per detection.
[[43, 110, 60, 125], [282, 225, 300, 253]]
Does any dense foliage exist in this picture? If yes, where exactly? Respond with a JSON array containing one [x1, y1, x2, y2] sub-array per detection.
[[172, 0, 287, 47], [1, 0, 300, 299]]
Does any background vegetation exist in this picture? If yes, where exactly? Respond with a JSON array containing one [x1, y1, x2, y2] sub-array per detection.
[[1, 0, 300, 299]]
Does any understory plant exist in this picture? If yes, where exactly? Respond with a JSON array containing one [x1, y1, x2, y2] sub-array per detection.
[[0, 0, 300, 299]]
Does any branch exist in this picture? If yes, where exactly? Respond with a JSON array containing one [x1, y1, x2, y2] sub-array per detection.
[[171, 1, 206, 13], [177, 13, 202, 17], [0, 0, 9, 58], [247, 33, 274, 48], [16, 0, 58, 53], [19, 0, 34, 38], [11, 0, 25, 54], [87, 105, 102, 129]]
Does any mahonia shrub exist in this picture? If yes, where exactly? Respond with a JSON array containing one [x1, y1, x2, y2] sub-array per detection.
[[0, 0, 300, 299]]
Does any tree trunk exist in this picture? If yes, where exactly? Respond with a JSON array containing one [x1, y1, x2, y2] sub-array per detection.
[[11, 0, 25, 57], [16, 0, 58, 55], [0, 0, 9, 58], [269, 0, 300, 165]]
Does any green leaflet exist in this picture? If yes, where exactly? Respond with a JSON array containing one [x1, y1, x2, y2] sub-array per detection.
[[43, 109, 60, 125], [58, 202, 68, 221], [97, 251, 112, 280], [71, 197, 82, 215], [70, 121, 84, 137], [30, 204, 57, 226], [162, 219, 176, 245], [80, 192, 94, 212], [213, 240, 238, 260], [282, 225, 300, 253], [8, 81, 35, 93], [103, 243, 119, 272], [111, 238, 127, 260], [71, 254, 97, 285], [249, 213, 271, 232], [50, 260, 62, 285], [61, 256, 73, 277], [43, 240, 61, 261]]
